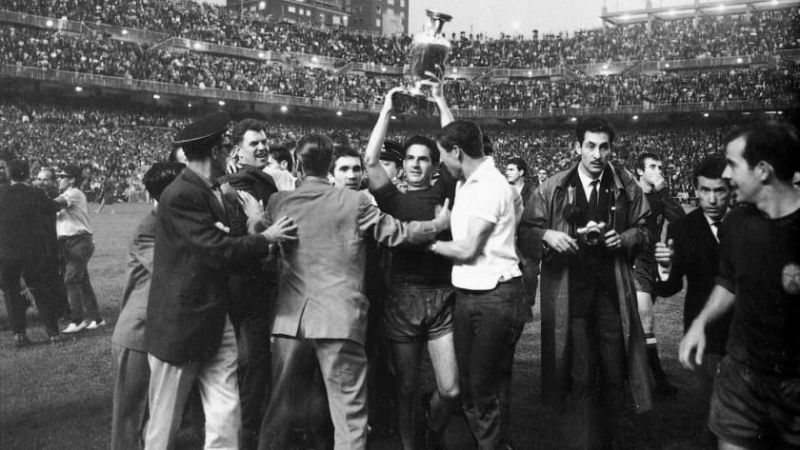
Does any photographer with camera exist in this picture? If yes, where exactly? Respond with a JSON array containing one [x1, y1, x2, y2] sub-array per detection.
[[518, 117, 653, 449]]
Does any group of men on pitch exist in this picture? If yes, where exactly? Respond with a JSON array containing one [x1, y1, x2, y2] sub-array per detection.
[[96, 80, 800, 450]]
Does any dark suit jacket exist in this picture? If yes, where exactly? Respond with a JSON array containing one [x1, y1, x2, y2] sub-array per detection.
[[0, 183, 60, 260], [146, 168, 271, 365], [520, 179, 536, 207], [112, 210, 156, 353], [655, 208, 731, 355]]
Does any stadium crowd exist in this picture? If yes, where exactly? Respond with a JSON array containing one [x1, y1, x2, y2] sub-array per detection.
[[3, 0, 798, 68], [1, 96, 726, 202], [1, 26, 797, 111]]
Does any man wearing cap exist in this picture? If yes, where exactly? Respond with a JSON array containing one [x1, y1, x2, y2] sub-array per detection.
[[144, 112, 298, 450], [55, 164, 104, 334], [379, 140, 406, 191]]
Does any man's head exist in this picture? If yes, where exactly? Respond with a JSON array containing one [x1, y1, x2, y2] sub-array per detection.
[[636, 151, 664, 191], [331, 146, 364, 191], [0, 150, 14, 186], [505, 158, 527, 184], [173, 112, 232, 177], [35, 168, 56, 191], [267, 145, 293, 173], [379, 140, 404, 182], [296, 134, 334, 179], [143, 162, 185, 203], [575, 117, 615, 178], [537, 168, 547, 183], [693, 156, 730, 222], [9, 159, 30, 183], [722, 121, 800, 204], [403, 136, 438, 189], [436, 120, 484, 179], [56, 165, 83, 193], [231, 118, 269, 169]]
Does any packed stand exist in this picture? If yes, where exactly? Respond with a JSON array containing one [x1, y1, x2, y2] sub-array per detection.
[[2, 0, 798, 68]]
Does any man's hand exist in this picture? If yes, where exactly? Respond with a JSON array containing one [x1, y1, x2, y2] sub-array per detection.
[[652, 173, 668, 192], [603, 229, 621, 250], [226, 158, 239, 176], [432, 198, 451, 232], [678, 320, 706, 371], [382, 86, 407, 114], [419, 73, 444, 100], [262, 216, 298, 243], [655, 239, 674, 268], [543, 230, 578, 254], [237, 191, 262, 221]]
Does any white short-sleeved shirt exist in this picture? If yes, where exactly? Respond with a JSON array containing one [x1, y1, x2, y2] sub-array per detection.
[[56, 187, 92, 237], [450, 158, 521, 290]]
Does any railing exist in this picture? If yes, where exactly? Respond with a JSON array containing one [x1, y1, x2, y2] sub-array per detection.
[[2, 64, 796, 118], [161, 37, 280, 62]]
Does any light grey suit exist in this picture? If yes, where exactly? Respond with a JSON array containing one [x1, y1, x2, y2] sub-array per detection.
[[259, 176, 440, 450]]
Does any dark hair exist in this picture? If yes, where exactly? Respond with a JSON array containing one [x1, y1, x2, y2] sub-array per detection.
[[635, 151, 661, 177], [296, 134, 334, 177], [331, 146, 363, 174], [482, 133, 494, 156], [436, 121, 484, 159], [231, 118, 265, 146], [143, 162, 185, 201], [693, 156, 728, 187], [724, 120, 800, 182], [269, 145, 294, 172], [9, 159, 29, 182], [507, 157, 527, 176], [576, 117, 616, 146], [403, 135, 439, 164], [330, 133, 352, 151]]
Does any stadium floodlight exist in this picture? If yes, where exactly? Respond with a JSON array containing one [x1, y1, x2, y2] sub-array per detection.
[[46, 20, 54, 27], [121, 29, 128, 35], [311, 56, 319, 63], [736, 57, 743, 64], [74, 86, 83, 92], [570, 117, 577, 122], [390, 115, 397, 120], [703, 113, 709, 117], [153, 94, 160, 99], [668, 9, 676, 16], [280, 105, 288, 113], [336, 111, 343, 117], [218, 100, 226, 106], [632, 115, 639, 121]]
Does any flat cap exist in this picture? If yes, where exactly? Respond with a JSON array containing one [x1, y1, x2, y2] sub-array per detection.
[[173, 111, 231, 146], [379, 139, 404, 165]]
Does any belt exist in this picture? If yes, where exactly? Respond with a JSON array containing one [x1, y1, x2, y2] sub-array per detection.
[[456, 276, 520, 295]]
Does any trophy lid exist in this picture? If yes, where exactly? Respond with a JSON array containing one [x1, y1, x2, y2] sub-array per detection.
[[425, 10, 453, 23]]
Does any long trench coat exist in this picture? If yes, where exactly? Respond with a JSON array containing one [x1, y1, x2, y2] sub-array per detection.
[[518, 162, 653, 413]]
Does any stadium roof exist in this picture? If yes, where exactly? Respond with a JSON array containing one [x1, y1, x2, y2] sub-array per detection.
[[601, 0, 800, 25]]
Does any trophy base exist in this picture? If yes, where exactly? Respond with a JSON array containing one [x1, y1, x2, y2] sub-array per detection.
[[391, 90, 437, 116]]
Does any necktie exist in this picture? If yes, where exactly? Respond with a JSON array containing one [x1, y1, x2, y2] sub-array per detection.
[[711, 221, 721, 240], [589, 179, 599, 212]]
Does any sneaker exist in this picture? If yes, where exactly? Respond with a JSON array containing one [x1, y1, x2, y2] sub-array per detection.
[[13, 333, 32, 347], [85, 319, 107, 330], [63, 320, 89, 334]]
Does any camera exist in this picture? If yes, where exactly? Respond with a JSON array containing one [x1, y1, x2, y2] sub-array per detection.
[[576, 220, 607, 246]]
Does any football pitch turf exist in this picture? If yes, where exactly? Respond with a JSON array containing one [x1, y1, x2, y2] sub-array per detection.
[[0, 202, 713, 449]]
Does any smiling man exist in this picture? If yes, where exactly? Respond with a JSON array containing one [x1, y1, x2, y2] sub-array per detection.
[[679, 121, 800, 450], [518, 117, 652, 449]]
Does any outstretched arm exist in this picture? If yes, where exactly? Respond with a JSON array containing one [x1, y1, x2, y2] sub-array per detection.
[[365, 87, 405, 192]]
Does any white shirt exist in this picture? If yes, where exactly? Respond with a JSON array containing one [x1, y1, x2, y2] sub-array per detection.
[[56, 187, 92, 237], [577, 166, 603, 203], [450, 159, 521, 290]]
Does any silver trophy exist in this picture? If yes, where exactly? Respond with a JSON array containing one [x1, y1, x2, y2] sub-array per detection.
[[393, 10, 452, 113]]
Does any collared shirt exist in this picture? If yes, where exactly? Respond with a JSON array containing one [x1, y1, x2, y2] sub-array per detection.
[[704, 213, 722, 242], [577, 166, 604, 203], [451, 158, 521, 290], [56, 187, 92, 237]]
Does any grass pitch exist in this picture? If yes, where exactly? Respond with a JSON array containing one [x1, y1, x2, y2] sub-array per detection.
[[0, 203, 713, 449]]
